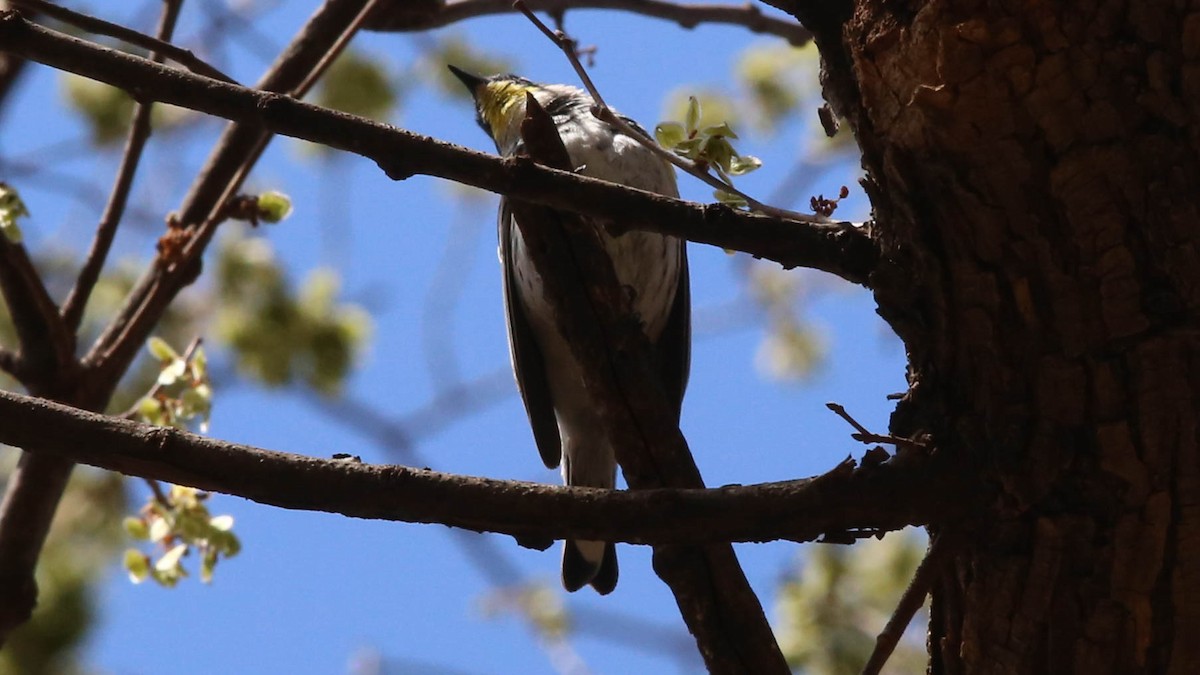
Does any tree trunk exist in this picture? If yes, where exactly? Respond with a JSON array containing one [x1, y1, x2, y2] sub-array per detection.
[[791, 0, 1200, 671]]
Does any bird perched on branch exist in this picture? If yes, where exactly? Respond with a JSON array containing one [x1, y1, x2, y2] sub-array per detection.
[[449, 66, 691, 594]]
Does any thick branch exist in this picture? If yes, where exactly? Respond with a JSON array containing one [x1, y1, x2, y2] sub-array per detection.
[[0, 389, 954, 545], [0, 11, 878, 287], [365, 0, 813, 46]]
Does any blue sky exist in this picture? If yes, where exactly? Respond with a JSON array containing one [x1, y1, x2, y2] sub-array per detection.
[[2, 2, 908, 673]]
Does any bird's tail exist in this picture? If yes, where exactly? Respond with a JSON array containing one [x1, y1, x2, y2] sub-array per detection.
[[563, 540, 617, 594], [561, 444, 618, 594]]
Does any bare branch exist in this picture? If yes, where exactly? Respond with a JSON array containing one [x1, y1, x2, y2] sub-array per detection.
[[0, 13, 879, 286], [60, 1, 186, 332], [0, 0, 188, 649], [8, 0, 235, 82], [0, 388, 958, 546], [365, 0, 813, 46], [0, 237, 71, 380], [77, 0, 379, 396], [0, 452, 73, 642], [861, 529, 962, 675], [0, 0, 380, 646]]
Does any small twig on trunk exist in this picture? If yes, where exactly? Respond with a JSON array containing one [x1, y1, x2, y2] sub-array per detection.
[[826, 402, 927, 450]]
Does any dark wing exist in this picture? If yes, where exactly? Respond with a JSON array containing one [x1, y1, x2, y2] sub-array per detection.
[[499, 199, 562, 468], [656, 241, 691, 421]]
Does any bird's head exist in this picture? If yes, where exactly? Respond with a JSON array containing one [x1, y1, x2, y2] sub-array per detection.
[[448, 66, 560, 152]]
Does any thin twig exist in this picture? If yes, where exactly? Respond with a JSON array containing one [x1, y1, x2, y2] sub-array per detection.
[[8, 0, 234, 82], [145, 476, 170, 506], [827, 402, 928, 450], [513, 0, 825, 224], [0, 0, 377, 647], [861, 529, 963, 675], [78, 0, 378, 392], [92, 0, 386, 381], [0, 0, 189, 648], [293, 0, 386, 97], [60, 0, 185, 332], [826, 401, 871, 435], [368, 0, 813, 47]]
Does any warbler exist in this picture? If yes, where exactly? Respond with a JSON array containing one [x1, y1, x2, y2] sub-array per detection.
[[449, 66, 691, 594]]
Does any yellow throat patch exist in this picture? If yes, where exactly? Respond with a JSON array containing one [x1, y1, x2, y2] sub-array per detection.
[[479, 80, 538, 138]]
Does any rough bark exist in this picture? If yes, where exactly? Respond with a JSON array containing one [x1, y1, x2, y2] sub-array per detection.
[[787, 0, 1200, 671]]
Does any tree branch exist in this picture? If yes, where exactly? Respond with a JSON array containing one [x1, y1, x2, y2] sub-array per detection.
[[0, 236, 71, 381], [77, 0, 378, 399], [365, 0, 813, 46], [60, 0, 185, 332], [0, 0, 189, 649], [0, 0, 380, 646], [8, 0, 234, 82], [862, 528, 962, 675], [0, 388, 957, 546], [0, 11, 879, 287]]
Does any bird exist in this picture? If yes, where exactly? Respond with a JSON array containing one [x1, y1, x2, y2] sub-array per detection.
[[449, 66, 691, 594]]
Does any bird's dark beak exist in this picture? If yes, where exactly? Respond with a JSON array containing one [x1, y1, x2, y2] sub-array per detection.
[[447, 65, 486, 96]]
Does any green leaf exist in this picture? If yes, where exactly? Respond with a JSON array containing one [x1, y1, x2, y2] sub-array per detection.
[[124, 549, 150, 583], [685, 96, 701, 134], [0, 184, 28, 244], [701, 136, 736, 173], [728, 154, 763, 176], [157, 358, 187, 386], [314, 50, 397, 120], [190, 346, 208, 380], [147, 336, 179, 362], [61, 75, 135, 145], [671, 137, 705, 159], [701, 122, 738, 139], [200, 549, 217, 583], [136, 397, 163, 422], [213, 530, 242, 557], [123, 517, 150, 540], [654, 121, 686, 149], [714, 190, 748, 208]]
